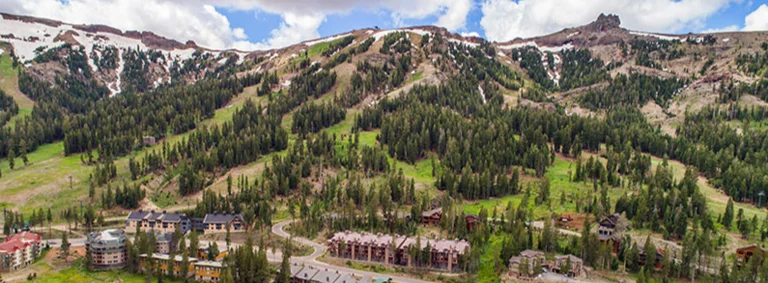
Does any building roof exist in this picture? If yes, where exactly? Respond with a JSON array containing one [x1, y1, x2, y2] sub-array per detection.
[[599, 213, 620, 228], [312, 268, 342, 283], [0, 239, 28, 253], [421, 207, 443, 217], [140, 253, 198, 262], [509, 256, 522, 265], [296, 266, 320, 280], [194, 260, 223, 268], [290, 263, 305, 276], [520, 249, 544, 258], [555, 254, 583, 264], [8, 231, 42, 243], [335, 273, 364, 283], [202, 213, 244, 224], [87, 229, 127, 248], [127, 210, 187, 223]]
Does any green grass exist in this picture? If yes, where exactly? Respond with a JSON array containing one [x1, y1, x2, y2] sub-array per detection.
[[462, 158, 625, 223], [0, 51, 34, 127], [308, 42, 332, 58], [34, 261, 183, 283], [476, 235, 503, 283], [411, 71, 423, 82]]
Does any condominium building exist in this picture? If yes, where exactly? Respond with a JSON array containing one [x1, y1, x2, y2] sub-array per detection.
[[327, 231, 470, 272], [194, 260, 224, 283], [125, 210, 191, 234], [202, 212, 245, 234], [139, 253, 198, 278], [86, 229, 128, 269], [0, 232, 42, 272]]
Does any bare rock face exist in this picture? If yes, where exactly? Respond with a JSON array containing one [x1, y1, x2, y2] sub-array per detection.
[[587, 13, 621, 32]]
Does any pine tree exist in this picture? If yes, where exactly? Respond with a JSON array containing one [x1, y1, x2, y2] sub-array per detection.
[[221, 267, 235, 283], [179, 237, 189, 279], [723, 198, 734, 229], [59, 232, 70, 262]]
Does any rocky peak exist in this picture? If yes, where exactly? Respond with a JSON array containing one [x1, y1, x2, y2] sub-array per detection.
[[585, 13, 621, 32]]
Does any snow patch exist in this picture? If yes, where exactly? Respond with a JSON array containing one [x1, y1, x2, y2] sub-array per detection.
[[366, 30, 374, 35], [629, 31, 679, 41], [304, 33, 351, 46], [567, 31, 580, 38], [722, 38, 730, 43], [449, 38, 479, 47], [0, 49, 3, 56], [110, 50, 124, 97], [282, 80, 291, 87], [478, 85, 486, 104]]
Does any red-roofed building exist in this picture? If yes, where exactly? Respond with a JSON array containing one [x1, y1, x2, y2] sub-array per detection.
[[0, 232, 42, 272]]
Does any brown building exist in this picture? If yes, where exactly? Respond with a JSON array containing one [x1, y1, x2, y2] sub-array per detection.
[[552, 255, 583, 277], [327, 231, 470, 272], [465, 214, 480, 231], [421, 208, 442, 225], [139, 253, 198, 278], [508, 250, 547, 279], [0, 232, 42, 272], [737, 244, 768, 266], [597, 213, 622, 254], [194, 260, 224, 282], [202, 212, 245, 234], [196, 246, 229, 261], [126, 210, 191, 234], [638, 247, 665, 269], [86, 229, 128, 269]]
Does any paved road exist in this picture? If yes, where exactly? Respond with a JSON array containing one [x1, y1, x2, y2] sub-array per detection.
[[272, 219, 433, 283]]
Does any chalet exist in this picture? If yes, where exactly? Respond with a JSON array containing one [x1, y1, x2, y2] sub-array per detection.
[[0, 232, 42, 272], [552, 255, 583, 277], [125, 210, 191, 234], [465, 214, 480, 231], [327, 231, 470, 272], [142, 136, 157, 146], [139, 253, 198, 278], [154, 231, 175, 254], [737, 244, 768, 265], [194, 260, 224, 283], [597, 213, 622, 253], [202, 212, 245, 234], [508, 250, 546, 279], [597, 213, 620, 239], [421, 208, 443, 225]]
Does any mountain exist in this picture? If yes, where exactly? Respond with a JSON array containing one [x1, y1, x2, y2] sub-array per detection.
[[3, 12, 768, 282]]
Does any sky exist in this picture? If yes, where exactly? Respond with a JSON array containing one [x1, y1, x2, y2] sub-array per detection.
[[1, 0, 768, 51]]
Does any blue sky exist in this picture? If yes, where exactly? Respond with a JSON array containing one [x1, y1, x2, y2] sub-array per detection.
[[2, 0, 768, 50], [221, 0, 767, 45]]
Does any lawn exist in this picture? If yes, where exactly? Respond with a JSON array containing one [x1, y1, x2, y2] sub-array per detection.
[[34, 261, 183, 283]]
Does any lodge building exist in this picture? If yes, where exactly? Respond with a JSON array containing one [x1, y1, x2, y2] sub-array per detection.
[[86, 229, 128, 269], [0, 232, 42, 272], [327, 231, 470, 272]]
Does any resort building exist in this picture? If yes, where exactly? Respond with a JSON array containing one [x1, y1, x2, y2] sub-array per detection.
[[508, 250, 547, 279], [139, 253, 198, 278], [420, 208, 443, 225], [737, 244, 768, 266], [202, 212, 245, 234], [194, 260, 224, 282], [327, 231, 470, 272], [552, 255, 584, 277], [125, 210, 191, 234], [0, 232, 42, 272], [86, 229, 128, 269], [288, 263, 372, 283]]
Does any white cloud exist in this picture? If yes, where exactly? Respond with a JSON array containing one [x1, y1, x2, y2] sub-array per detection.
[[700, 25, 740, 33], [0, 0, 473, 51], [480, 0, 736, 42], [744, 4, 768, 31]]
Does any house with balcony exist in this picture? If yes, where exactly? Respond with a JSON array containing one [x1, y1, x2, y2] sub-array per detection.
[[126, 210, 191, 234], [202, 212, 245, 234], [86, 229, 127, 270], [0, 232, 42, 272]]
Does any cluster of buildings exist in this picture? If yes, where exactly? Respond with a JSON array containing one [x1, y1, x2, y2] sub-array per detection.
[[289, 263, 389, 283], [326, 231, 470, 272], [0, 232, 43, 272], [418, 207, 481, 231], [508, 250, 584, 279], [125, 210, 245, 234], [85, 228, 230, 282]]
